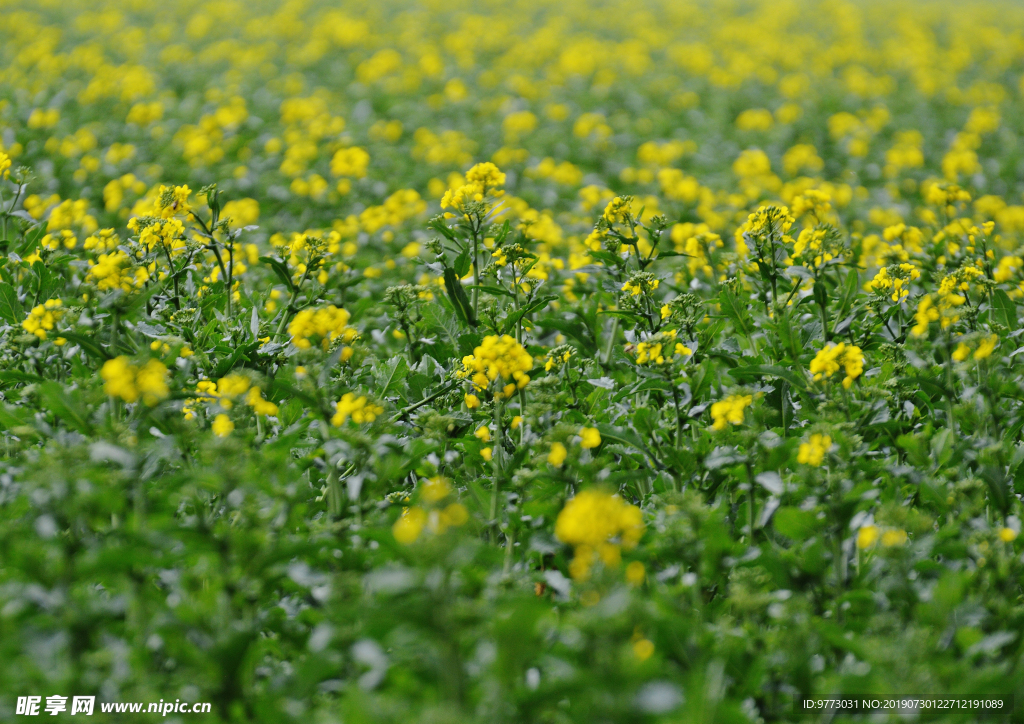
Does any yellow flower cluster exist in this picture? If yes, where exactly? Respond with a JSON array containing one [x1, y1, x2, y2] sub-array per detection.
[[857, 525, 908, 550], [0, 151, 11, 179], [809, 343, 864, 389], [331, 393, 383, 426], [392, 476, 469, 544], [952, 334, 998, 362], [100, 357, 169, 406], [86, 250, 151, 292], [868, 262, 920, 302], [440, 162, 505, 211], [710, 394, 753, 431], [155, 184, 192, 219], [797, 434, 832, 466], [21, 299, 63, 340], [555, 490, 644, 581], [460, 334, 532, 398], [288, 305, 357, 351], [578, 427, 602, 449], [601, 196, 631, 224]]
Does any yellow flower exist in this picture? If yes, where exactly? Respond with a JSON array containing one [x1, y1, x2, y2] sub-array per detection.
[[420, 476, 451, 502], [999, 527, 1018, 543], [331, 393, 383, 425], [625, 561, 646, 587], [974, 334, 997, 360], [809, 343, 864, 389], [710, 394, 752, 431], [474, 425, 492, 442], [246, 386, 279, 416], [21, 299, 64, 340], [100, 356, 168, 406], [632, 638, 655, 661], [548, 442, 567, 467], [579, 427, 602, 449], [556, 490, 644, 549], [881, 529, 908, 547], [481, 446, 493, 461], [459, 335, 533, 393], [797, 434, 832, 466], [464, 393, 481, 409], [212, 414, 234, 437], [511, 415, 523, 430], [393, 506, 427, 544], [556, 489, 644, 580], [0, 151, 10, 179], [952, 342, 970, 362], [857, 525, 879, 549], [288, 305, 357, 350]]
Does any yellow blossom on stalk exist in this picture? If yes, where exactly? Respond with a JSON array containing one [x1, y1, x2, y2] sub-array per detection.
[[857, 525, 880, 549], [555, 490, 644, 581], [579, 427, 602, 449], [464, 393, 480, 409], [911, 295, 940, 336], [440, 162, 505, 211], [809, 343, 864, 389], [881, 529, 908, 547], [288, 305, 357, 350], [868, 263, 920, 303], [393, 506, 427, 544], [331, 393, 383, 425], [21, 299, 63, 340], [634, 341, 665, 365], [212, 414, 234, 437], [797, 434, 832, 466], [86, 250, 150, 292], [0, 151, 11, 179], [100, 357, 169, 406], [474, 425, 492, 442], [459, 334, 532, 396], [548, 442, 567, 467], [710, 394, 753, 431], [974, 334, 997, 360], [602, 196, 631, 224], [246, 386, 278, 416], [625, 561, 646, 586], [156, 184, 192, 219]]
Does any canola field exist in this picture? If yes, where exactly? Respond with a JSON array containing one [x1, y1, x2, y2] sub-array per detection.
[[1, 0, 1024, 721]]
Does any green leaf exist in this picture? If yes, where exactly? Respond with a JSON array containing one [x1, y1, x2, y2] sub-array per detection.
[[373, 356, 409, 398], [443, 268, 477, 327], [773, 506, 820, 541], [728, 365, 808, 392], [58, 332, 111, 361], [718, 288, 751, 337], [991, 289, 1016, 330], [0, 370, 45, 387], [259, 256, 295, 292], [503, 295, 557, 335], [836, 268, 860, 320], [38, 381, 92, 434], [0, 282, 22, 324], [453, 248, 471, 277]]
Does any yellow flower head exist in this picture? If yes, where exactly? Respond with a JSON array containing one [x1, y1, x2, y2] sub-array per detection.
[[710, 394, 753, 431], [809, 343, 864, 389], [797, 434, 832, 466], [331, 393, 383, 426], [579, 427, 602, 449]]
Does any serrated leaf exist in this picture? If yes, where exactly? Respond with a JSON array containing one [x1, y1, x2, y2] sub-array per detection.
[[443, 268, 477, 328], [773, 506, 820, 541], [373, 356, 409, 398], [0, 282, 22, 324]]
